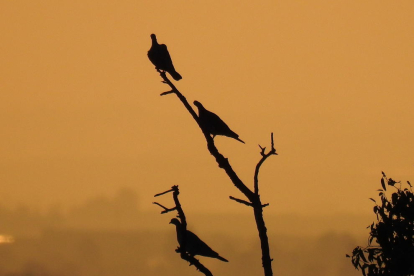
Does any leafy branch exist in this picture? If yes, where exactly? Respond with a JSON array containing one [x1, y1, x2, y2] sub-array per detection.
[[348, 172, 414, 276]]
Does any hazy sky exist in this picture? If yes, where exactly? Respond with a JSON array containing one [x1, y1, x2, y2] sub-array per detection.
[[1, 0, 413, 217]]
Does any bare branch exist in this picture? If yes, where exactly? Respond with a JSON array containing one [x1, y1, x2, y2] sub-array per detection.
[[174, 248, 213, 276], [229, 196, 253, 207], [160, 90, 175, 96], [154, 187, 175, 197], [171, 186, 186, 228], [153, 67, 275, 276], [152, 202, 177, 214], [154, 185, 212, 276], [158, 71, 180, 94], [157, 70, 255, 202], [271, 132, 275, 150], [152, 201, 168, 210], [258, 145, 266, 156], [254, 133, 277, 195]]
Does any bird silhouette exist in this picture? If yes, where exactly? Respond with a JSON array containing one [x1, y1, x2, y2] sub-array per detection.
[[147, 34, 182, 81], [170, 218, 229, 262], [193, 101, 245, 143]]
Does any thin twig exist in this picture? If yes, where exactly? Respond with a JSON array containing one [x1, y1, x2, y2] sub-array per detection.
[[154, 187, 175, 197], [161, 90, 175, 96], [154, 184, 212, 276], [152, 202, 177, 214], [254, 133, 277, 195], [171, 186, 186, 230], [229, 196, 253, 207]]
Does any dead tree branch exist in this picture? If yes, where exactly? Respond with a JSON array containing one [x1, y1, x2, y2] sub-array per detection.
[[152, 202, 177, 214], [158, 71, 255, 201], [154, 185, 212, 276], [229, 196, 253, 207], [255, 133, 277, 195], [156, 71, 277, 276]]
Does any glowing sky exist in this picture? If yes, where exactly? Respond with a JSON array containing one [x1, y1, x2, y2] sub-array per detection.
[[1, 0, 413, 217]]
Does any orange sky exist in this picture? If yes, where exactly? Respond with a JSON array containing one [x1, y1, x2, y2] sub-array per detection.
[[1, 0, 413, 217]]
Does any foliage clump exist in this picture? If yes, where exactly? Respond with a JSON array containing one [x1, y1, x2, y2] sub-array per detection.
[[349, 172, 414, 276]]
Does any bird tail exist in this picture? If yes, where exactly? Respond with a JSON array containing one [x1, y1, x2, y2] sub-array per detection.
[[235, 137, 245, 144], [169, 70, 182, 81], [216, 255, 229, 262]]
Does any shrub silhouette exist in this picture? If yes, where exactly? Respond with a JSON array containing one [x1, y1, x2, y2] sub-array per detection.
[[348, 172, 414, 276]]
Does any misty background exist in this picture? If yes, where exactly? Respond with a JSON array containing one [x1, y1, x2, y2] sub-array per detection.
[[1, 0, 413, 275], [0, 187, 370, 276]]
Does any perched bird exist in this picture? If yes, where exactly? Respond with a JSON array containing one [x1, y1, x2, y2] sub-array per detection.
[[147, 34, 182, 81], [193, 101, 245, 144], [170, 218, 229, 262]]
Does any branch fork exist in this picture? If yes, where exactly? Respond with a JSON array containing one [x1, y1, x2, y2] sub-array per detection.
[[154, 185, 212, 276], [153, 68, 276, 276]]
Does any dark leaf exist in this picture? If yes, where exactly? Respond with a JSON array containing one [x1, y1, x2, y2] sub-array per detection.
[[352, 247, 360, 255], [377, 257, 382, 270], [369, 264, 377, 275], [388, 178, 396, 186], [385, 202, 392, 211], [381, 177, 386, 190], [359, 250, 367, 262], [354, 255, 360, 268], [370, 198, 376, 203], [369, 235, 374, 244], [381, 196, 387, 206], [392, 193, 399, 205], [361, 267, 366, 276], [367, 249, 374, 262]]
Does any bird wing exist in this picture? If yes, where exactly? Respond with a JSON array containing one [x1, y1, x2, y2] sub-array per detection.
[[159, 44, 176, 70], [203, 110, 233, 135], [186, 230, 220, 258], [148, 44, 173, 70]]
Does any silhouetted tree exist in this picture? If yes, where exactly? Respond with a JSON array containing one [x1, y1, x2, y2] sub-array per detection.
[[148, 34, 276, 276], [154, 185, 213, 276], [348, 172, 414, 276]]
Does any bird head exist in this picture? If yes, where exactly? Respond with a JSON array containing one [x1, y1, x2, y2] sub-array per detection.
[[193, 101, 203, 109], [170, 218, 181, 226], [150, 34, 157, 43]]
